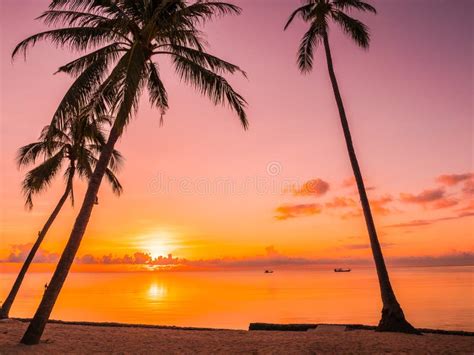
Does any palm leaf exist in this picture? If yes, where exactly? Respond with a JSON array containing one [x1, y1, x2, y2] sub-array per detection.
[[22, 148, 65, 209], [173, 55, 248, 128], [146, 61, 169, 122], [104, 167, 123, 196], [56, 43, 124, 77], [331, 10, 370, 48], [17, 142, 50, 168], [12, 27, 117, 60], [284, 3, 315, 30], [297, 22, 325, 73], [332, 0, 376, 14]]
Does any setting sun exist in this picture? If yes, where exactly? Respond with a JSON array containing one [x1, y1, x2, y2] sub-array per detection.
[[139, 231, 176, 259]]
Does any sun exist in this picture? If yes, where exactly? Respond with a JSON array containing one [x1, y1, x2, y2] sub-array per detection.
[[140, 230, 175, 259]]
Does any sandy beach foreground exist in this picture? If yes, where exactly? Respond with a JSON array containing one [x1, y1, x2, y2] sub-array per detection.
[[1, 320, 473, 354]]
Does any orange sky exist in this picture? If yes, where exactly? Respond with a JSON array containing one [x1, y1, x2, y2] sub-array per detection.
[[0, 0, 473, 268]]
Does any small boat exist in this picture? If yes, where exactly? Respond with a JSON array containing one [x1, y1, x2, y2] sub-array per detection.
[[264, 270, 274, 274], [334, 268, 351, 273]]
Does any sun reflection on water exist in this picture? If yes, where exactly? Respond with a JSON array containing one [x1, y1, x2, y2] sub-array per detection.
[[147, 283, 167, 300]]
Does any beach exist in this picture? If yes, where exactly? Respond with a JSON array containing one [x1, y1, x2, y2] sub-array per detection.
[[1, 320, 473, 354]]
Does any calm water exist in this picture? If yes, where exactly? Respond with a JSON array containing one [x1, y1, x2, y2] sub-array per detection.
[[1, 266, 473, 331]]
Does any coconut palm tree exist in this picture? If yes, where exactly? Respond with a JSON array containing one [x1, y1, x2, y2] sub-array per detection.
[[13, 0, 247, 344], [284, 0, 418, 333], [0, 112, 123, 320]]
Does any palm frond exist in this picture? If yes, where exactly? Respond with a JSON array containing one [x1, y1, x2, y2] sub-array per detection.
[[173, 55, 248, 129], [56, 43, 124, 77], [173, 1, 242, 25], [160, 44, 246, 77], [331, 10, 370, 48], [17, 142, 50, 168], [38, 10, 114, 27], [158, 29, 207, 50], [104, 167, 123, 196], [332, 0, 376, 14], [146, 61, 169, 123], [297, 22, 324, 73], [284, 3, 315, 30], [50, 55, 111, 130], [113, 45, 148, 131], [109, 149, 124, 172], [22, 149, 65, 209], [12, 27, 117, 60], [63, 164, 76, 206]]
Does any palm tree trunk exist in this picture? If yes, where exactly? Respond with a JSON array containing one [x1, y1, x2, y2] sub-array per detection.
[[19, 126, 121, 345], [322, 32, 418, 334], [0, 170, 74, 319]]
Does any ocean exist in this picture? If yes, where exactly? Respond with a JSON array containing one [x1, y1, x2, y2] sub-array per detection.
[[1, 266, 473, 331]]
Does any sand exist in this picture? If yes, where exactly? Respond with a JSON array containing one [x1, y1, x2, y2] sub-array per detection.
[[1, 319, 473, 354]]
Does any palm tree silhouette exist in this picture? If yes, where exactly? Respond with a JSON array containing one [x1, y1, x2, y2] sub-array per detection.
[[13, 0, 247, 344], [284, 0, 418, 333], [0, 112, 122, 319]]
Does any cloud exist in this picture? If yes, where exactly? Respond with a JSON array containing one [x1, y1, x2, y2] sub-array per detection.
[[265, 245, 281, 257], [400, 188, 445, 204], [275, 203, 322, 220], [76, 252, 180, 266], [2, 246, 473, 268], [342, 242, 394, 250], [387, 211, 474, 228], [436, 173, 473, 186], [5, 244, 59, 263], [462, 178, 474, 195], [390, 252, 474, 267], [387, 219, 434, 228], [341, 177, 357, 189], [325, 196, 357, 208], [331, 195, 395, 219], [292, 179, 330, 197], [458, 200, 474, 213], [432, 198, 458, 209], [341, 177, 375, 191], [370, 195, 394, 215], [436, 172, 473, 198]]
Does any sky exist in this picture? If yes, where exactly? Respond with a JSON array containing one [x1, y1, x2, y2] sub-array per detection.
[[0, 0, 472, 269]]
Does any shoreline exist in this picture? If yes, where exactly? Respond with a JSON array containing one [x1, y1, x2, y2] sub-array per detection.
[[8, 318, 474, 336]]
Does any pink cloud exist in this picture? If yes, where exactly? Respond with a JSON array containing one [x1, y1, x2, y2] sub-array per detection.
[[335, 195, 394, 219], [325, 196, 357, 208], [436, 173, 473, 186], [432, 198, 459, 209], [370, 195, 394, 215], [436, 172, 473, 199], [341, 177, 375, 191], [292, 179, 330, 197], [462, 178, 474, 196], [387, 211, 474, 228], [400, 188, 445, 204], [275, 203, 322, 220], [458, 200, 474, 213], [342, 177, 357, 189]]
